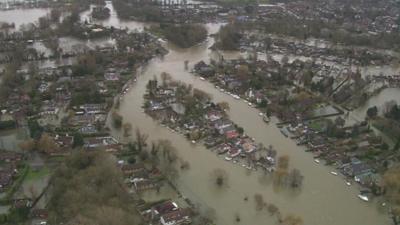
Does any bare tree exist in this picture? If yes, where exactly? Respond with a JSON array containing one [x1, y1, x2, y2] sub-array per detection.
[[217, 101, 230, 112], [135, 128, 148, 152], [281, 214, 303, 225], [123, 123, 132, 137], [211, 168, 229, 188], [159, 139, 178, 163], [161, 72, 172, 87], [37, 133, 59, 154], [287, 168, 304, 188], [19, 139, 36, 153], [254, 193, 265, 211], [267, 203, 279, 216]]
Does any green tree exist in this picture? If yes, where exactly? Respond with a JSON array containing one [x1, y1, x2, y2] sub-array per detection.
[[73, 133, 84, 148]]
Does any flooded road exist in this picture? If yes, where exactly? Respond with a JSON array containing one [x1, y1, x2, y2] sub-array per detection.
[[114, 24, 390, 225]]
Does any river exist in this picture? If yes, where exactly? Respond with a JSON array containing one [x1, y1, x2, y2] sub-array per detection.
[[0, 3, 394, 225], [113, 24, 391, 225]]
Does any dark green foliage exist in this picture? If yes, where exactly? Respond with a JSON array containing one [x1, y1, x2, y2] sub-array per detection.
[[215, 24, 242, 50], [28, 119, 43, 140], [72, 133, 84, 148], [154, 24, 208, 48], [70, 89, 104, 106], [367, 106, 378, 118], [386, 104, 400, 121]]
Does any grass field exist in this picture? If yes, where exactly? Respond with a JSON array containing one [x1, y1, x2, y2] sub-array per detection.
[[26, 167, 51, 181]]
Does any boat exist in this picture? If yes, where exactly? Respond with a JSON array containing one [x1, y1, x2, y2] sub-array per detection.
[[346, 181, 351, 186], [358, 194, 369, 202], [280, 128, 289, 137], [228, 148, 241, 158], [191, 140, 196, 144], [200, 77, 205, 81], [232, 94, 240, 100], [330, 171, 338, 176], [217, 148, 228, 154], [224, 157, 232, 161], [314, 159, 320, 164]]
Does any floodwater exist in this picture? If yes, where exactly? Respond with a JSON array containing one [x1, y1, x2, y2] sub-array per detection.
[[353, 88, 400, 117], [80, 1, 154, 31], [0, 7, 49, 29], [114, 24, 390, 225], [0, 3, 395, 225], [0, 129, 26, 152]]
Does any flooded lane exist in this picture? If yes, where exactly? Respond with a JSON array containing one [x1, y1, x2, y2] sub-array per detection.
[[114, 24, 390, 225]]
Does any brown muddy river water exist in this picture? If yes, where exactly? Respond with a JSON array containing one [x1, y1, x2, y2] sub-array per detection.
[[113, 24, 390, 225], [0, 4, 394, 225]]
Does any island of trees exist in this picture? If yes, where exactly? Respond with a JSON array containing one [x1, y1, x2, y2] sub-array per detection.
[[150, 23, 208, 48]]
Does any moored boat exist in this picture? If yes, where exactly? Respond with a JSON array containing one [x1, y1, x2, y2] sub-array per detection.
[[358, 194, 369, 202]]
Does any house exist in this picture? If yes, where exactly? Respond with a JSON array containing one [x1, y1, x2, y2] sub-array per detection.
[[342, 159, 372, 179], [205, 110, 223, 122], [225, 129, 239, 139], [84, 136, 119, 149], [213, 119, 232, 131], [104, 71, 120, 81], [79, 124, 98, 134], [160, 208, 191, 225], [55, 134, 74, 148], [69, 114, 96, 126], [133, 179, 158, 192], [79, 104, 106, 114], [0, 151, 22, 162], [39, 101, 60, 116], [193, 61, 214, 77], [13, 198, 32, 209], [120, 163, 146, 176], [152, 201, 179, 218], [357, 140, 371, 150], [149, 101, 165, 111], [0, 170, 14, 191], [241, 141, 257, 153], [308, 136, 326, 149], [31, 209, 48, 219]]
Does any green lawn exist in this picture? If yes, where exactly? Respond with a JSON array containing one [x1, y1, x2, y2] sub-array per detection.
[[25, 167, 51, 181], [309, 120, 325, 132]]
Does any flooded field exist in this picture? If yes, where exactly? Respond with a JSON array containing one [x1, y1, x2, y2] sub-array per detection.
[[0, 7, 49, 29]]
